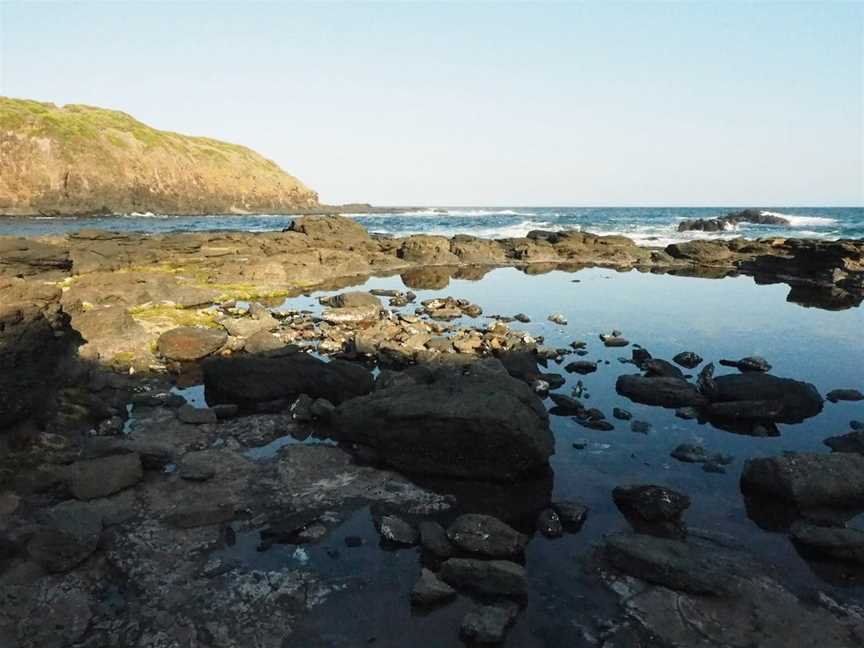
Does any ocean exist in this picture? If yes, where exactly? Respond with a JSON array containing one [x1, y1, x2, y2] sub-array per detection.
[[2, 206, 862, 243]]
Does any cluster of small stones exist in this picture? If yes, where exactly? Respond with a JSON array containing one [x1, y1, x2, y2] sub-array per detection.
[[152, 290, 572, 373]]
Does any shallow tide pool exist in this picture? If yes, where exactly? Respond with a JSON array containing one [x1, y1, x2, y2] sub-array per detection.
[[214, 266, 862, 646]]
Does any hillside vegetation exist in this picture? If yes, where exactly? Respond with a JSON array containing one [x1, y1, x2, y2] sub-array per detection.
[[0, 97, 318, 215]]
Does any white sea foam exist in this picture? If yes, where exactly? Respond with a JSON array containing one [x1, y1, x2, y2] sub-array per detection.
[[760, 211, 837, 227]]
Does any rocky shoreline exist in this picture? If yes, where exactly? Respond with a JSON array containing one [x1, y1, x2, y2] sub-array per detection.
[[2, 216, 863, 646]]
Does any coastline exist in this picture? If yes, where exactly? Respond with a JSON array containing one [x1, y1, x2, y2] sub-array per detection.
[[2, 215, 864, 646]]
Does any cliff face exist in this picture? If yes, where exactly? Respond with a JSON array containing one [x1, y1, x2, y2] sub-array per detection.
[[0, 97, 319, 216]]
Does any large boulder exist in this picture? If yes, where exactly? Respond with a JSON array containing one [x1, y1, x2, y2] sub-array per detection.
[[331, 360, 553, 480], [287, 215, 371, 244], [741, 452, 864, 509], [0, 301, 69, 429], [399, 235, 460, 265], [203, 352, 374, 407], [157, 326, 228, 361], [708, 373, 823, 423]]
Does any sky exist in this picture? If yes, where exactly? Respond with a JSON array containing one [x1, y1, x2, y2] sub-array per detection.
[[1, 1, 862, 206]]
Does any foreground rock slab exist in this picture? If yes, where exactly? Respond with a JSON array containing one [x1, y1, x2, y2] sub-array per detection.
[[601, 533, 864, 647]]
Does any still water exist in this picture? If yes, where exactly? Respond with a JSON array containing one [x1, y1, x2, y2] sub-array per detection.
[[213, 266, 862, 646]]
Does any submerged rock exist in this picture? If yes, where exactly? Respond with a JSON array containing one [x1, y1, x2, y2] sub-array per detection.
[[331, 360, 553, 480], [630, 420, 652, 434]]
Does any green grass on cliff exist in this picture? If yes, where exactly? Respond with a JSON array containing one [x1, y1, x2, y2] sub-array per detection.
[[0, 96, 281, 167]]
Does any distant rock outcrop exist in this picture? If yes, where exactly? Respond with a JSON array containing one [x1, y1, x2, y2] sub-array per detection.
[[0, 97, 318, 215], [677, 209, 790, 233]]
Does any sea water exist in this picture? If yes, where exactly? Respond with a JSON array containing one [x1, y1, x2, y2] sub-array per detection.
[[2, 206, 862, 244]]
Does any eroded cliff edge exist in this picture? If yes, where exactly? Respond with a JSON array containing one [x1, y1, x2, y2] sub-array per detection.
[[0, 97, 318, 216]]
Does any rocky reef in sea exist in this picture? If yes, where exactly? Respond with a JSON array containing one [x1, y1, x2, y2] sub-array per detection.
[[0, 97, 318, 216], [1, 217, 864, 646]]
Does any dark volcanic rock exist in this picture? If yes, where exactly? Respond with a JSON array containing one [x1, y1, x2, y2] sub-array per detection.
[[719, 356, 772, 373], [613, 407, 632, 420], [551, 500, 588, 531], [616, 375, 707, 408], [708, 373, 823, 423], [411, 568, 456, 606], [824, 430, 864, 454], [673, 351, 703, 369], [157, 326, 227, 361], [548, 393, 585, 416], [378, 515, 418, 546], [827, 389, 864, 403], [565, 360, 597, 374], [203, 352, 373, 407], [71, 453, 143, 500], [613, 484, 691, 539], [604, 532, 755, 596], [536, 508, 563, 538], [0, 297, 70, 429], [741, 452, 864, 508], [331, 360, 553, 480], [790, 521, 864, 565], [27, 502, 103, 573], [439, 558, 527, 598], [418, 520, 454, 559], [447, 514, 527, 559], [460, 603, 520, 644], [643, 358, 685, 379], [677, 209, 789, 233]]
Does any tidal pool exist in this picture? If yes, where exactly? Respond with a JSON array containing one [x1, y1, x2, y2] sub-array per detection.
[[215, 266, 863, 646]]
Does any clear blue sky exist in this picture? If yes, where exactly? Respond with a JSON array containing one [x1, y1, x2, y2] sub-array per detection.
[[1, 1, 861, 206]]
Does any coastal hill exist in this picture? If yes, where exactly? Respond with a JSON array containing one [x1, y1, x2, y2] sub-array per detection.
[[0, 97, 319, 216]]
